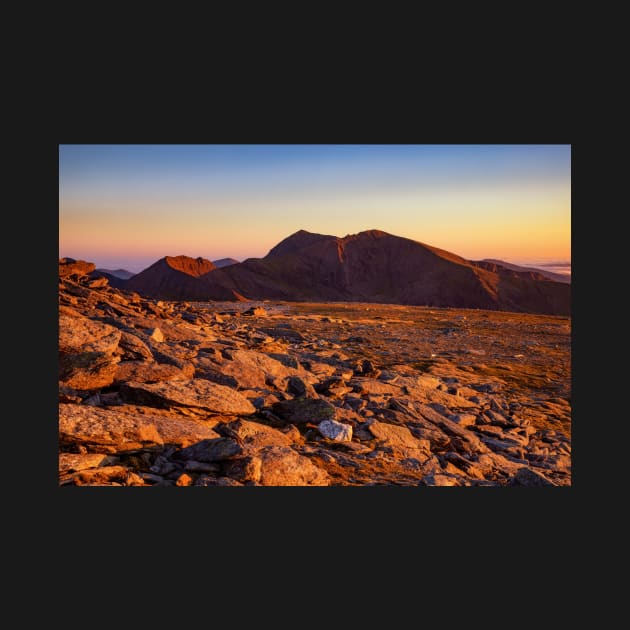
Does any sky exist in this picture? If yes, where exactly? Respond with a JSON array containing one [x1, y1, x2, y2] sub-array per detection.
[[59, 144, 571, 274]]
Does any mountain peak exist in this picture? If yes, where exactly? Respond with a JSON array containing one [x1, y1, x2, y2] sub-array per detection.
[[162, 255, 216, 277], [266, 229, 336, 258]]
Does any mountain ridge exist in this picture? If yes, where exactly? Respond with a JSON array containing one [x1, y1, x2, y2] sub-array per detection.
[[111, 230, 571, 315]]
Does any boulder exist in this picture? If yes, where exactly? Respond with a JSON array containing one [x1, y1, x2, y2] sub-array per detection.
[[119, 379, 256, 415], [59, 315, 121, 355], [178, 438, 243, 462], [367, 420, 431, 462], [272, 398, 336, 425], [59, 403, 220, 452], [118, 331, 153, 360], [318, 419, 353, 442], [113, 361, 188, 385], [509, 467, 558, 486], [59, 352, 121, 390], [59, 452, 115, 473], [257, 446, 330, 486], [217, 419, 293, 450]]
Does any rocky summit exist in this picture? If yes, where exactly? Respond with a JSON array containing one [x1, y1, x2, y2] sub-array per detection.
[[58, 257, 571, 487]]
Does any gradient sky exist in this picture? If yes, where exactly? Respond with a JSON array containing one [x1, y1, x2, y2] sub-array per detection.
[[59, 144, 571, 273]]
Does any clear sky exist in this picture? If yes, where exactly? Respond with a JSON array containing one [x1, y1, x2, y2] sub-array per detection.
[[59, 144, 571, 273]]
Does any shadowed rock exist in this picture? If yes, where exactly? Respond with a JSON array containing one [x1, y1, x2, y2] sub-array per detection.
[[272, 398, 336, 425], [509, 467, 558, 486]]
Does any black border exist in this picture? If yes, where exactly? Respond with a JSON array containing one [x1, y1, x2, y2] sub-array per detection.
[[46, 98, 579, 568]]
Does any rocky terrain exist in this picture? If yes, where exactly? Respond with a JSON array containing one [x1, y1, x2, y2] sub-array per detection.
[[58, 258, 571, 487]]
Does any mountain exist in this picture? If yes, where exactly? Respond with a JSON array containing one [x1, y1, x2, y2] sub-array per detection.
[[212, 258, 240, 268], [476, 259, 570, 284], [124, 256, 226, 301], [125, 231, 570, 315], [195, 230, 570, 314], [95, 268, 136, 280]]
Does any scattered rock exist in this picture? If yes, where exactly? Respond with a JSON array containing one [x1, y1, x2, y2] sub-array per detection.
[[150, 327, 165, 342], [509, 467, 558, 486], [178, 438, 243, 462], [175, 473, 194, 486], [318, 419, 353, 442], [272, 398, 336, 425], [223, 456, 262, 483], [257, 446, 330, 486]]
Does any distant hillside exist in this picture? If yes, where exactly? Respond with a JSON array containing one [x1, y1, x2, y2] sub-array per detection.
[[95, 268, 136, 280], [476, 259, 570, 284], [212, 258, 240, 268]]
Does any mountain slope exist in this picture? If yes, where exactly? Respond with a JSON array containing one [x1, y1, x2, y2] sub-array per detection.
[[95, 268, 136, 280], [475, 259, 570, 284], [212, 258, 240, 268]]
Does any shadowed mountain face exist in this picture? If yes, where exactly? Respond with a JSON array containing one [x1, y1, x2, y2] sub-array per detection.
[[475, 259, 571, 284], [212, 258, 240, 268], [122, 231, 570, 315], [95, 268, 136, 280], [124, 256, 225, 301]]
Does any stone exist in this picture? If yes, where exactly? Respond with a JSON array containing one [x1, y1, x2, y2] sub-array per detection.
[[265, 353, 300, 369], [217, 419, 293, 450], [422, 473, 460, 486], [257, 446, 330, 486], [59, 315, 122, 355], [59, 403, 220, 452], [150, 327, 165, 342], [449, 413, 477, 428], [72, 466, 144, 486], [87, 277, 109, 288], [59, 259, 95, 279], [316, 377, 353, 398], [113, 361, 188, 384], [59, 452, 115, 473], [414, 403, 487, 454], [175, 473, 194, 486], [59, 352, 121, 390], [243, 306, 268, 317], [118, 331, 153, 360], [194, 360, 240, 388], [318, 419, 353, 442], [194, 475, 244, 486], [509, 467, 558, 486], [304, 361, 337, 377], [222, 456, 263, 483], [367, 421, 431, 461], [184, 461, 221, 473], [287, 376, 315, 398], [178, 438, 243, 462], [272, 398, 336, 425], [349, 378, 401, 396], [119, 379, 256, 415]]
